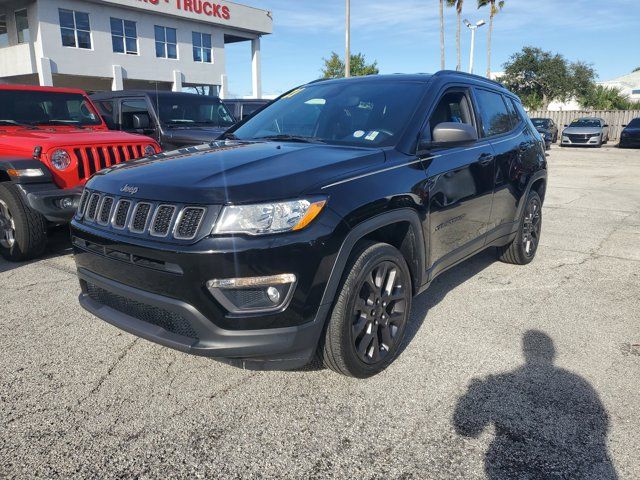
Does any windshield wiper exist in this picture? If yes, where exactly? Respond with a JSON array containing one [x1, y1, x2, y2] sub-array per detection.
[[254, 134, 325, 144], [0, 119, 35, 127], [34, 120, 85, 128], [220, 132, 239, 140]]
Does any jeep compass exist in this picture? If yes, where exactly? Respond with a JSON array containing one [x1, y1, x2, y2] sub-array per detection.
[[71, 72, 547, 377]]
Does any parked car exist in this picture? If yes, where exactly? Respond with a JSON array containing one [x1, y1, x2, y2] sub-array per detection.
[[91, 91, 235, 150], [619, 117, 640, 148], [561, 117, 609, 147], [530, 117, 558, 149], [223, 98, 270, 122], [71, 72, 547, 377], [0, 85, 160, 261]]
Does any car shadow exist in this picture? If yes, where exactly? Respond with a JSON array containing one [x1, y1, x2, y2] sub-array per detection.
[[0, 226, 72, 274], [453, 330, 618, 479]]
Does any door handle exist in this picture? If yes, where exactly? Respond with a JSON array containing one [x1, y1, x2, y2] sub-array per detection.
[[477, 153, 494, 166]]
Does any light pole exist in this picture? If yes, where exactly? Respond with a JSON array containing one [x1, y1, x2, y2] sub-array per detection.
[[464, 19, 485, 75], [345, 0, 351, 77]]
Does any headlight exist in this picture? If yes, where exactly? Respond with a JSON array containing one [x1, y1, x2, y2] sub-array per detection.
[[213, 198, 326, 235], [144, 145, 156, 156], [50, 149, 71, 170]]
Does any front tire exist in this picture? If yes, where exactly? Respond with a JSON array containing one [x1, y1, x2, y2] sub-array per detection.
[[319, 241, 412, 378], [496, 191, 542, 265], [0, 183, 48, 262]]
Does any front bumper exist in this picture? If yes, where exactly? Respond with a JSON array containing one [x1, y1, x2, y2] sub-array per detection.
[[561, 135, 601, 146], [619, 136, 640, 148], [78, 268, 328, 369], [70, 214, 344, 368], [17, 183, 83, 223]]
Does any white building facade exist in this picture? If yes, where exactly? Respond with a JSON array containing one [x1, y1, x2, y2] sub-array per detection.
[[0, 0, 272, 97], [598, 71, 640, 103]]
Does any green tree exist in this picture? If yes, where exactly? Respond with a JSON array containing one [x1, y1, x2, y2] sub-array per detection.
[[579, 85, 639, 110], [477, 0, 505, 77], [633, 66, 640, 72], [447, 0, 465, 71], [501, 47, 596, 110], [321, 52, 379, 79]]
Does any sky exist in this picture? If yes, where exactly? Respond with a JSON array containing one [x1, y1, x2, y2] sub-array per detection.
[[224, 0, 640, 98]]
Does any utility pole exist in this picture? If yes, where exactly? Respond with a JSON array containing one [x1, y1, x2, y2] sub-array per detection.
[[345, 0, 351, 77]]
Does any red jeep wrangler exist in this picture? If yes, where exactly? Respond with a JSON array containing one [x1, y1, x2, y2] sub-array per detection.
[[0, 85, 161, 261]]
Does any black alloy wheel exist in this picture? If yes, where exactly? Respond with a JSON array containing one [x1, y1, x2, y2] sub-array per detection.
[[521, 196, 542, 258], [320, 241, 412, 377], [351, 260, 408, 365]]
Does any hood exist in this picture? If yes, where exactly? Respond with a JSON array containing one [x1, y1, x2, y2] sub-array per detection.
[[162, 126, 227, 146], [86, 140, 385, 204], [562, 126, 603, 135], [535, 126, 551, 134], [0, 126, 155, 152]]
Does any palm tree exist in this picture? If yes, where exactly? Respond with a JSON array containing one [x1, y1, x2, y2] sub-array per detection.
[[439, 0, 445, 70], [477, 0, 504, 77], [446, 0, 464, 71]]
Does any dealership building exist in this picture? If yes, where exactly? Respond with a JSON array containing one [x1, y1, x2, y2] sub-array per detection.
[[0, 0, 272, 97]]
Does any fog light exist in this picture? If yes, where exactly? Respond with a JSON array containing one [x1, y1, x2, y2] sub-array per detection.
[[60, 197, 74, 209], [206, 274, 297, 314]]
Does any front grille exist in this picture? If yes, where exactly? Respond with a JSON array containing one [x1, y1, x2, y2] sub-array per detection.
[[85, 282, 199, 339], [567, 134, 592, 143], [98, 197, 114, 225], [86, 193, 101, 221], [73, 144, 150, 181], [112, 200, 131, 229], [175, 207, 206, 240], [79, 190, 209, 241], [130, 203, 152, 233], [150, 205, 176, 237]]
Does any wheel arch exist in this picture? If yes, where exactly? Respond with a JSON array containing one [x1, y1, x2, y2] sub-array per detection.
[[320, 209, 427, 308]]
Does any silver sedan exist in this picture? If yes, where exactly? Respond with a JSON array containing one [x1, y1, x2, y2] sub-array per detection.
[[561, 117, 610, 147]]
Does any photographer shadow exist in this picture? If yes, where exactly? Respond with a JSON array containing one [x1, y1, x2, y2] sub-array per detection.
[[453, 330, 618, 479]]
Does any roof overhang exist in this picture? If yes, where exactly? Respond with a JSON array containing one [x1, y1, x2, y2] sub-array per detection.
[[89, 0, 272, 36]]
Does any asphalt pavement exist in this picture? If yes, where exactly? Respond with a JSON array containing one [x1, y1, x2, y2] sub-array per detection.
[[1, 145, 639, 479]]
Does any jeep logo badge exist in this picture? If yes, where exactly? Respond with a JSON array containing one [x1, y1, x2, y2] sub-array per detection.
[[120, 184, 139, 195]]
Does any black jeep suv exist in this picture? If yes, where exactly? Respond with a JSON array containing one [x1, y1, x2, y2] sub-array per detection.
[[71, 72, 547, 378]]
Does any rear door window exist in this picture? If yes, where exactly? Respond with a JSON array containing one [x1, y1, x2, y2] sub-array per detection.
[[474, 89, 513, 137]]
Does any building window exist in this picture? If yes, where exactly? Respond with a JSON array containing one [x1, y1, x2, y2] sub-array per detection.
[[0, 15, 8, 48], [155, 26, 177, 59], [192, 32, 212, 63], [59, 9, 91, 49], [110, 18, 137, 54], [632, 89, 640, 95], [15, 9, 30, 44]]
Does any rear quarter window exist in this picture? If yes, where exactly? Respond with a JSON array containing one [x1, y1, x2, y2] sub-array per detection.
[[475, 89, 512, 137]]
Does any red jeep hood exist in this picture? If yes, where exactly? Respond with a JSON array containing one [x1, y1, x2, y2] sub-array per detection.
[[0, 127, 152, 150]]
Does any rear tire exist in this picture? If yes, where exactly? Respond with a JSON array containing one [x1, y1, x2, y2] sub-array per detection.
[[319, 241, 412, 378], [0, 183, 48, 262], [496, 191, 542, 265]]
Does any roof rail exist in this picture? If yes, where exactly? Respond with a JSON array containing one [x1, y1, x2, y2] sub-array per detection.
[[433, 70, 505, 88]]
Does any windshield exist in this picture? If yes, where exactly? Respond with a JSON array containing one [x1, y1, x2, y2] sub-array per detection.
[[230, 81, 426, 147], [531, 119, 549, 128], [154, 95, 235, 128], [570, 119, 601, 128], [627, 118, 640, 128], [0, 90, 102, 126]]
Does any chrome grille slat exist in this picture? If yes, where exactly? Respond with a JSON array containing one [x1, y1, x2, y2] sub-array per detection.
[[150, 205, 177, 238], [77, 189, 90, 218], [174, 207, 206, 240], [85, 193, 101, 221], [129, 202, 152, 234], [112, 199, 132, 229], [97, 197, 115, 226]]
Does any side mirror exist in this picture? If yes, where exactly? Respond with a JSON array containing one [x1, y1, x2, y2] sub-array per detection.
[[132, 113, 151, 130], [563, 124, 568, 127], [622, 124, 628, 127], [603, 124, 609, 128], [431, 122, 478, 146]]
